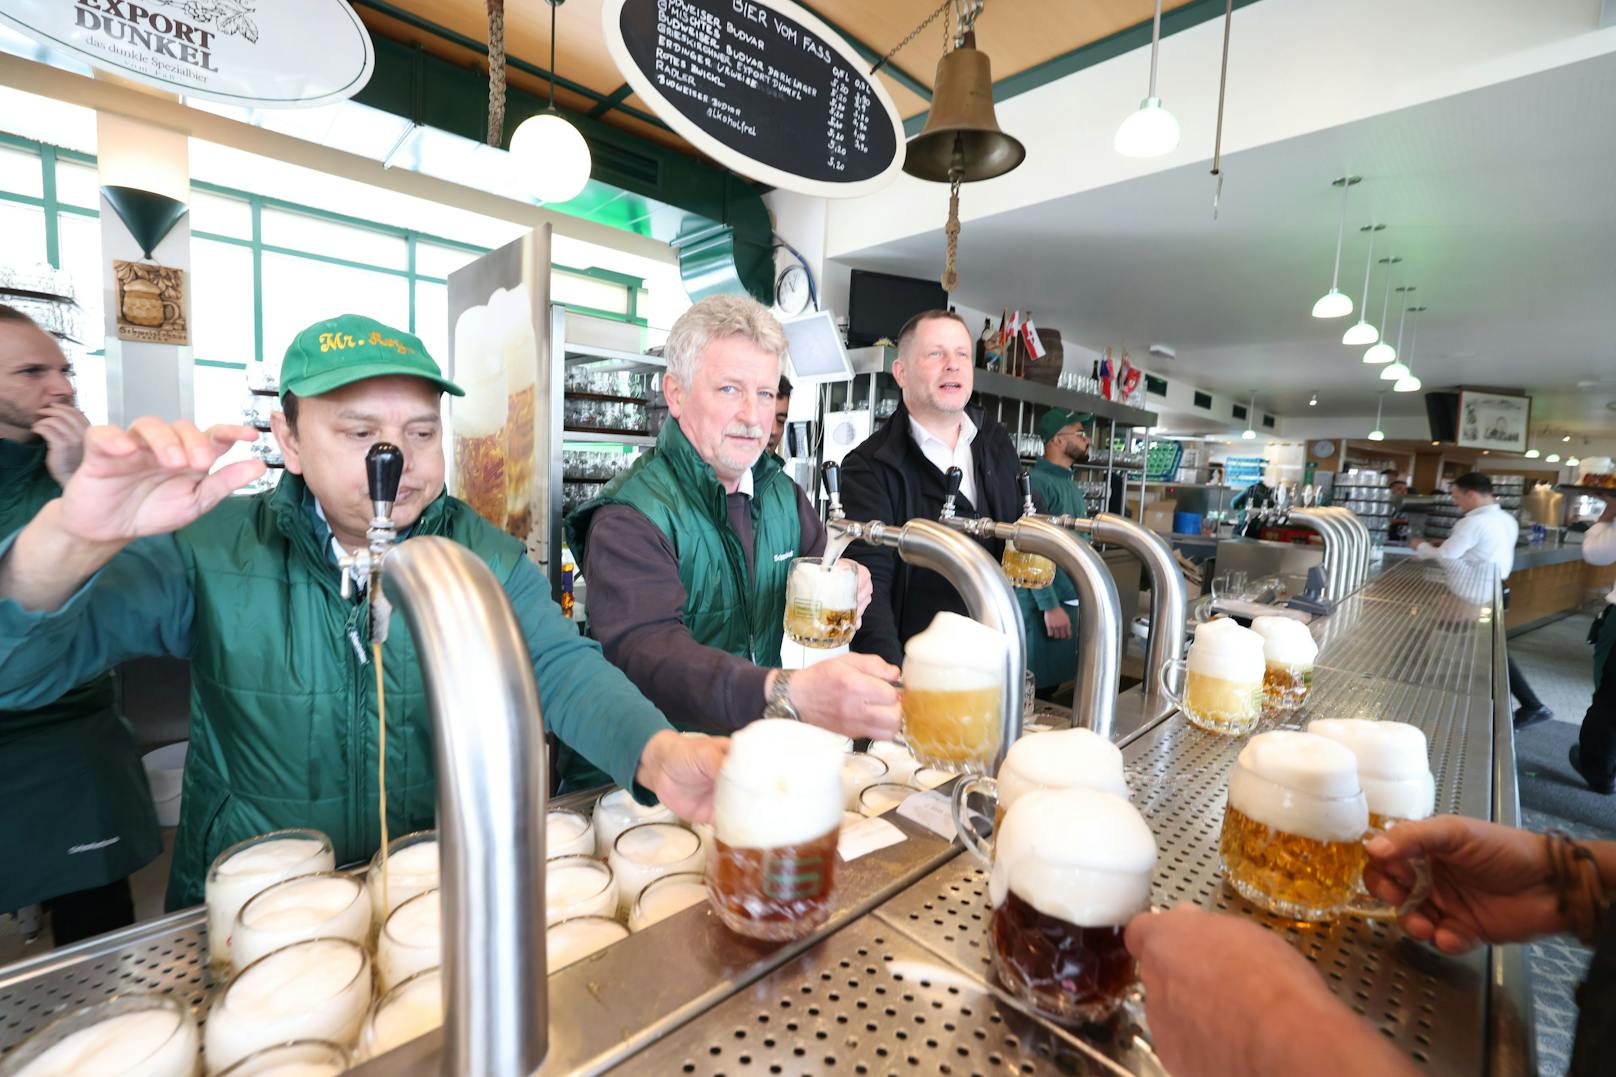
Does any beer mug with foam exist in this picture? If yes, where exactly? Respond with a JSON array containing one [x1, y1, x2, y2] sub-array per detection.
[[1159, 617, 1267, 736], [707, 719, 846, 941], [989, 788, 1157, 1024], [1307, 718, 1435, 918], [1251, 615, 1318, 717], [952, 729, 1128, 864], [783, 556, 859, 648], [1001, 541, 1056, 589], [1218, 731, 1369, 921], [900, 612, 1007, 773]]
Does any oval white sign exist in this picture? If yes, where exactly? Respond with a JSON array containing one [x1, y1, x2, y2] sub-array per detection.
[[0, 0, 374, 108]]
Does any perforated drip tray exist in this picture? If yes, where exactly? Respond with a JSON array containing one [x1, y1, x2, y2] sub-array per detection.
[[623, 915, 1163, 1077]]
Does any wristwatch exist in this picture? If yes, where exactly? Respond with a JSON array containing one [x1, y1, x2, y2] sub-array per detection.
[[762, 670, 801, 721]]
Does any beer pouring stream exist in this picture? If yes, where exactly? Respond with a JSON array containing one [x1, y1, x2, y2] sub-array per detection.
[[820, 462, 1027, 773], [938, 467, 1123, 742]]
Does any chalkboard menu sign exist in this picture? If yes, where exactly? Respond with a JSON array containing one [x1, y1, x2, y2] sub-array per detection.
[[603, 0, 906, 198]]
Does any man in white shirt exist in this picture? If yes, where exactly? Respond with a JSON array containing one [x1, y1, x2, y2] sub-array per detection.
[[1570, 499, 1616, 794], [1412, 472, 1552, 728]]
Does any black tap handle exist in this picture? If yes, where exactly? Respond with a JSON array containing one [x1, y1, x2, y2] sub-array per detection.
[[1017, 469, 1033, 501], [945, 466, 963, 501], [367, 442, 404, 507], [821, 461, 842, 500]]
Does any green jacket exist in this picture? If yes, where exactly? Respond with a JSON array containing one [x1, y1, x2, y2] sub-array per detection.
[[0, 474, 669, 910], [566, 419, 800, 671], [0, 439, 160, 910], [1020, 458, 1090, 690]]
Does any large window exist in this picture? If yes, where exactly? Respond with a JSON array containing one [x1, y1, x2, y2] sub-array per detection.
[[0, 133, 654, 432]]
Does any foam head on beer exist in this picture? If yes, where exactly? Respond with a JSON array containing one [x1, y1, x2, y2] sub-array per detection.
[[904, 611, 1008, 690], [1188, 617, 1267, 682], [989, 788, 1157, 926], [450, 297, 510, 440], [545, 809, 594, 860], [901, 612, 1007, 768], [203, 937, 371, 1074], [1250, 616, 1318, 668], [1306, 719, 1435, 821], [789, 558, 857, 608], [998, 728, 1128, 807], [5, 995, 198, 1077], [1228, 731, 1368, 842], [714, 718, 845, 848]]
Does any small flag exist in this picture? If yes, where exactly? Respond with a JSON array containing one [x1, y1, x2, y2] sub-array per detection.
[[1021, 316, 1046, 360], [1004, 310, 1021, 350], [996, 308, 1009, 351], [1117, 348, 1142, 399], [1099, 348, 1113, 400]]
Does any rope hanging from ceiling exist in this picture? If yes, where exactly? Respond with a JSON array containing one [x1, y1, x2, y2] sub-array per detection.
[[487, 0, 507, 146]]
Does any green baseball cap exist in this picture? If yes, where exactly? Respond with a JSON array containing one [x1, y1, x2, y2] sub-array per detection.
[[1037, 408, 1092, 443], [279, 314, 464, 399]]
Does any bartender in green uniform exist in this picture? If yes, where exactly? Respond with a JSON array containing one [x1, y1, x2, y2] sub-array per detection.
[[1020, 409, 1092, 699], [0, 304, 160, 943]]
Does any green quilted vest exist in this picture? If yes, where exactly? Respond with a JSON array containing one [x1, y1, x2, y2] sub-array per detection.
[[567, 419, 800, 677], [165, 475, 525, 908]]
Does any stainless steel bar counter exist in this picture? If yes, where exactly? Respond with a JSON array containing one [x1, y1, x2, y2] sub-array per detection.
[[0, 559, 1531, 1075]]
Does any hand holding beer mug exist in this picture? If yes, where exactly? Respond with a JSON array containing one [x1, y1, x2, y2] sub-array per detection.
[[784, 556, 859, 648], [707, 719, 845, 941], [1250, 616, 1318, 717], [953, 729, 1128, 864], [1307, 718, 1435, 917], [989, 788, 1157, 1024], [900, 612, 1007, 773], [1218, 731, 1369, 921], [1159, 617, 1267, 736]]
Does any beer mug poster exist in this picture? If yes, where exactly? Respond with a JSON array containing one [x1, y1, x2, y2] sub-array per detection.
[[447, 230, 550, 544], [113, 260, 189, 345]]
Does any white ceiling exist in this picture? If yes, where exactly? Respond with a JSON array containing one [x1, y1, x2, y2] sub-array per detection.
[[835, 45, 1616, 435]]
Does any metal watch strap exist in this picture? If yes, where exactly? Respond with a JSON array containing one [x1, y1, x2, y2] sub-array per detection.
[[763, 669, 800, 721]]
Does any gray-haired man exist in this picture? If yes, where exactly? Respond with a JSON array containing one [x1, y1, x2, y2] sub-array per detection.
[[565, 296, 899, 781]]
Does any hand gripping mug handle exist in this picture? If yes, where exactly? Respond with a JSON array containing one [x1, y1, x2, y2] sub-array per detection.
[[1158, 658, 1189, 713], [951, 776, 998, 866]]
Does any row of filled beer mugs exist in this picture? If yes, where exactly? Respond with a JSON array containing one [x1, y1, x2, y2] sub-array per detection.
[[1160, 615, 1320, 735], [1220, 722, 1435, 921]]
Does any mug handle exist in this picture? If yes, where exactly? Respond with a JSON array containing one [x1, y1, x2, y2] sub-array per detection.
[[162, 301, 182, 322], [1158, 658, 1188, 713], [951, 776, 998, 866]]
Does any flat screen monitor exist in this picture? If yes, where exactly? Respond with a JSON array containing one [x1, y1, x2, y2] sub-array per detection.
[[846, 268, 948, 347], [1425, 391, 1459, 442], [781, 310, 854, 384]]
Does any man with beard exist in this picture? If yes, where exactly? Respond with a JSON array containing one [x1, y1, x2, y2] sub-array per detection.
[[0, 304, 159, 942], [568, 297, 900, 782], [838, 310, 1032, 665], [1022, 410, 1092, 699]]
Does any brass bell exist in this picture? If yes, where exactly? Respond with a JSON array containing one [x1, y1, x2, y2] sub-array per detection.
[[903, 31, 1026, 182]]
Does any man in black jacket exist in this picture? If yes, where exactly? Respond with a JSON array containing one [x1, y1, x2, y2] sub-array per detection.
[[840, 309, 1028, 665]]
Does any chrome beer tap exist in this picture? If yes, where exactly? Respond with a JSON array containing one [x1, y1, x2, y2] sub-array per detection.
[[339, 442, 404, 642]]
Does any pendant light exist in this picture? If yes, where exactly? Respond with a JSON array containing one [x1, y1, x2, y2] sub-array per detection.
[[1311, 176, 1360, 318], [1241, 392, 1257, 439], [1380, 288, 1413, 380], [1562, 434, 1573, 443], [509, 0, 592, 204], [1342, 223, 1384, 345], [1393, 307, 1425, 392], [1363, 256, 1401, 363], [1114, 0, 1180, 157], [1524, 435, 1541, 460], [1568, 455, 1582, 468], [1367, 393, 1386, 440], [1546, 451, 1562, 463]]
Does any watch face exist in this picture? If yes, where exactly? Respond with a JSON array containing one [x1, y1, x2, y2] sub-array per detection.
[[775, 264, 811, 316]]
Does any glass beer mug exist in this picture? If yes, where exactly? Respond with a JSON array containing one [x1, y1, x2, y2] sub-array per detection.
[[899, 612, 1007, 774], [783, 556, 859, 648]]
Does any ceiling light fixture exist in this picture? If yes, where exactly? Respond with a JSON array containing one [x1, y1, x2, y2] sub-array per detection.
[[1308, 393, 1318, 406], [1562, 434, 1572, 443], [1380, 291, 1413, 380], [1546, 452, 1561, 463], [1312, 176, 1360, 318], [1393, 306, 1425, 392], [1242, 391, 1257, 439], [509, 0, 593, 204], [1363, 257, 1401, 363], [1114, 0, 1180, 158], [1568, 455, 1582, 468], [1368, 393, 1385, 440], [1342, 223, 1384, 345]]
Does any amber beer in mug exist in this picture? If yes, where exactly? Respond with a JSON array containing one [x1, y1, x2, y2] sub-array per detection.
[[952, 728, 1128, 864], [1251, 615, 1318, 717], [451, 286, 538, 538], [989, 788, 1156, 1024], [1001, 541, 1056, 589], [900, 612, 1007, 773], [707, 719, 845, 941], [783, 557, 859, 648], [1219, 731, 1369, 921], [1159, 617, 1267, 736]]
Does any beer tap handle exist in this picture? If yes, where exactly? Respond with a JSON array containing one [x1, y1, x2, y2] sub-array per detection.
[[367, 442, 404, 522], [940, 466, 963, 520], [1017, 468, 1036, 516]]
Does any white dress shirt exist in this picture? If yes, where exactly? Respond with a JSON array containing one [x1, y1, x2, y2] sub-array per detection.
[[1414, 501, 1518, 581], [908, 412, 979, 509], [1582, 521, 1616, 605]]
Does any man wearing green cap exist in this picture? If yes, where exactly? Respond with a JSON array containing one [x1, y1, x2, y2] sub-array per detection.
[[0, 314, 726, 911], [1022, 409, 1092, 698]]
